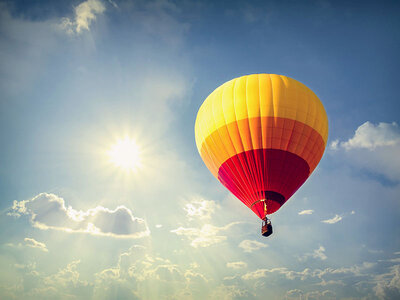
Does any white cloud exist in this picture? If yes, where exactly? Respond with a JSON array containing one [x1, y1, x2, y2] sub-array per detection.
[[9, 193, 149, 238], [330, 121, 400, 182], [322, 214, 343, 224], [299, 209, 314, 215], [299, 246, 327, 261], [241, 269, 268, 280], [171, 222, 242, 248], [43, 260, 83, 287], [285, 289, 304, 299], [60, 0, 106, 35], [24, 238, 48, 252], [5, 238, 48, 253], [330, 139, 339, 150], [241, 268, 288, 280], [238, 240, 268, 253], [147, 264, 184, 282], [184, 197, 218, 220], [5, 259, 92, 299], [94, 245, 208, 299], [210, 284, 253, 299], [242, 261, 376, 284], [338, 122, 400, 150], [313, 246, 327, 260], [107, 0, 118, 9], [227, 262, 248, 269], [184, 269, 208, 284], [304, 290, 336, 300], [374, 264, 400, 299]]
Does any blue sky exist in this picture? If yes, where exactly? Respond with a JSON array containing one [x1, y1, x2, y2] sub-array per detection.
[[0, 0, 399, 299]]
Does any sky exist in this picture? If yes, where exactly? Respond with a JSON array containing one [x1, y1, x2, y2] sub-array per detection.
[[0, 0, 399, 299]]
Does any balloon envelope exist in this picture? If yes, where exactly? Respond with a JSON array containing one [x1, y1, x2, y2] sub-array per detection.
[[195, 74, 328, 219]]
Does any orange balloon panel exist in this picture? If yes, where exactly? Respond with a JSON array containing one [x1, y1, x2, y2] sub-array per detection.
[[195, 74, 328, 219]]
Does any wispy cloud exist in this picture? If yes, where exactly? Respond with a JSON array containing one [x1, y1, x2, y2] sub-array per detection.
[[242, 268, 282, 280], [322, 214, 343, 224], [24, 238, 48, 252], [227, 262, 248, 269], [107, 0, 118, 9], [299, 246, 327, 261], [8, 193, 149, 238], [298, 209, 314, 215], [59, 0, 106, 35], [238, 240, 268, 253], [171, 222, 242, 248]]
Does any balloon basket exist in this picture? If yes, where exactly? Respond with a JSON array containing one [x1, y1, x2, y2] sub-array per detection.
[[261, 218, 273, 237]]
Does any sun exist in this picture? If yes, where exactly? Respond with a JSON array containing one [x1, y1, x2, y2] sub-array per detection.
[[107, 137, 142, 172]]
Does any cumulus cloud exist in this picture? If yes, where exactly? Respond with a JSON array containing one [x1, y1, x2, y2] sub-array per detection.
[[171, 222, 242, 248], [299, 209, 314, 215], [335, 122, 400, 150], [24, 238, 48, 252], [184, 197, 218, 220], [322, 214, 342, 224], [238, 240, 268, 253], [330, 121, 400, 182], [59, 0, 105, 34], [227, 262, 248, 269], [8, 193, 149, 238]]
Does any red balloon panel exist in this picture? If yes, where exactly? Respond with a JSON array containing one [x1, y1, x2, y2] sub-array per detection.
[[217, 149, 310, 219]]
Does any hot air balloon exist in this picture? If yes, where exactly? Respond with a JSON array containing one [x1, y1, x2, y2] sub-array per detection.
[[195, 74, 328, 237]]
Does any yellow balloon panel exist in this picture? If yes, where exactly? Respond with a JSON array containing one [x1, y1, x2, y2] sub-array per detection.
[[195, 74, 329, 154]]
